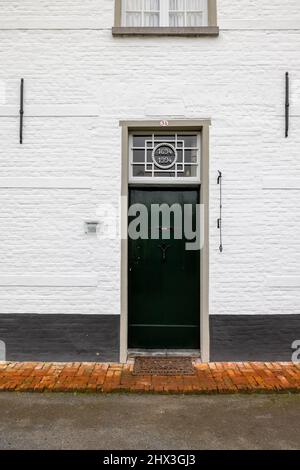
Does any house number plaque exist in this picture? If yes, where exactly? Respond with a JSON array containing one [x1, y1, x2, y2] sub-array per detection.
[[152, 143, 177, 170]]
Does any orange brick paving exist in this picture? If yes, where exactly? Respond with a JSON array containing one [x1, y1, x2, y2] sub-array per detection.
[[0, 361, 300, 394]]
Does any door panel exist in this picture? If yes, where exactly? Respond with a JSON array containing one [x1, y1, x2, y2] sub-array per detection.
[[128, 188, 200, 349]]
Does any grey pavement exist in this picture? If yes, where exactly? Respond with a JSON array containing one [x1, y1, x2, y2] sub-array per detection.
[[0, 392, 299, 450]]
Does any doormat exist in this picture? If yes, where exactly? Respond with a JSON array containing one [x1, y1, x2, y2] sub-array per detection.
[[132, 357, 196, 376]]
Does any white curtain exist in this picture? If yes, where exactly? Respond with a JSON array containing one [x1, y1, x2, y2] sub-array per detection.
[[170, 0, 205, 11], [169, 13, 184, 27], [169, 0, 184, 10], [126, 12, 142, 26], [169, 0, 205, 26], [126, 0, 160, 26], [144, 0, 160, 10], [126, 0, 143, 10], [144, 13, 160, 26], [126, 0, 159, 11], [187, 12, 203, 26], [125, 0, 205, 27], [186, 0, 203, 11]]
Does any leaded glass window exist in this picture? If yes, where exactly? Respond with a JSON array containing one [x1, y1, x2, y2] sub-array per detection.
[[129, 133, 201, 183]]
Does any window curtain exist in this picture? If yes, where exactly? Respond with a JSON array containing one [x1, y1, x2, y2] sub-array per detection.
[[169, 0, 204, 27], [126, 0, 160, 27], [125, 0, 205, 27]]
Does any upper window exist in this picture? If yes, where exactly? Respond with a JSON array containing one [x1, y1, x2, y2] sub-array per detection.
[[113, 0, 218, 36], [129, 132, 201, 184], [123, 0, 208, 28]]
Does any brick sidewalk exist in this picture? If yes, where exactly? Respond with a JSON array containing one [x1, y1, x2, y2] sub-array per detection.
[[0, 361, 300, 394]]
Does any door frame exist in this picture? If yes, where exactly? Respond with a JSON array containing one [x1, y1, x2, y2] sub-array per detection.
[[119, 120, 211, 363]]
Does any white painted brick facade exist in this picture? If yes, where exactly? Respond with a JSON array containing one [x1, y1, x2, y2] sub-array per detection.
[[0, 1, 300, 316]]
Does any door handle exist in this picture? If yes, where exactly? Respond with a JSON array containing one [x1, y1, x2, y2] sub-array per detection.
[[158, 244, 171, 262]]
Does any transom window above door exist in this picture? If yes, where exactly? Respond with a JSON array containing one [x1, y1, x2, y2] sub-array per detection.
[[123, 0, 208, 27], [113, 0, 219, 36], [129, 132, 201, 184]]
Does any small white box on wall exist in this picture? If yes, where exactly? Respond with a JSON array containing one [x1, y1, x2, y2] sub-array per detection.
[[84, 221, 100, 235]]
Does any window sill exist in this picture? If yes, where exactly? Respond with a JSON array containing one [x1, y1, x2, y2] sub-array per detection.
[[112, 26, 219, 37]]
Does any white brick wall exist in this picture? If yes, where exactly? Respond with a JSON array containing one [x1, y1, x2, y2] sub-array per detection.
[[0, 0, 299, 316]]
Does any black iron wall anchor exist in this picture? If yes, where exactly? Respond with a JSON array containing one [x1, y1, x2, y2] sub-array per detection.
[[217, 171, 223, 253], [19, 78, 24, 144], [285, 72, 289, 138]]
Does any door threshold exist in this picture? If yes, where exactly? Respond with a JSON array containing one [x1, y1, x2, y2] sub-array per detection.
[[128, 349, 201, 359]]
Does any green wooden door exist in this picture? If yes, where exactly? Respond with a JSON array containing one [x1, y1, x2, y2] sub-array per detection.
[[128, 188, 200, 349]]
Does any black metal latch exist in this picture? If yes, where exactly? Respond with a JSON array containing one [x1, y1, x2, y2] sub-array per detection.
[[217, 171, 223, 253], [19, 78, 24, 144], [285, 72, 290, 138]]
